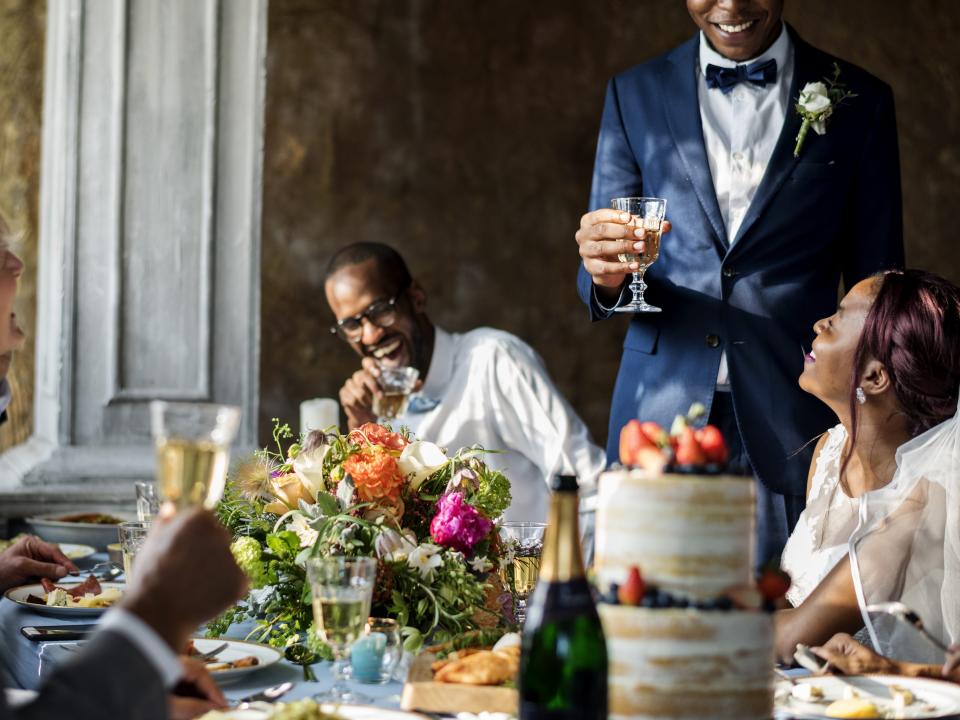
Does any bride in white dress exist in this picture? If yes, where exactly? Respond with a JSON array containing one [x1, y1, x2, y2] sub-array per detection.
[[775, 269, 960, 663]]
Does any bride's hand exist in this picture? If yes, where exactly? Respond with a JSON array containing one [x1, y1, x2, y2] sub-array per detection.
[[942, 644, 960, 681], [811, 633, 899, 675]]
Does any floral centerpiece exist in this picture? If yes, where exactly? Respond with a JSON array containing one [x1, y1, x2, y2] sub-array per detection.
[[208, 420, 514, 668]]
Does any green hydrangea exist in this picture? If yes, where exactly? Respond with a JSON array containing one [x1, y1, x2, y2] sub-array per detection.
[[231, 536, 270, 589]]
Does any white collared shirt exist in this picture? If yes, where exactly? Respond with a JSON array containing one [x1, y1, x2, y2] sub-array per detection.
[[698, 23, 794, 386], [394, 327, 607, 522]]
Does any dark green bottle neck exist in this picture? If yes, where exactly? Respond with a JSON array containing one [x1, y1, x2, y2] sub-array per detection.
[[539, 490, 584, 583]]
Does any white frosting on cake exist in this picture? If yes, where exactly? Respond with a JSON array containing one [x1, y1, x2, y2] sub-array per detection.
[[600, 605, 774, 719], [595, 469, 755, 598], [595, 468, 772, 719]]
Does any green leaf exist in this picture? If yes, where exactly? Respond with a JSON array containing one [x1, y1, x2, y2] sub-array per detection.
[[313, 492, 339, 517]]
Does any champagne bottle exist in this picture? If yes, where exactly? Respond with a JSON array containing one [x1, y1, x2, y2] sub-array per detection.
[[519, 475, 607, 719]]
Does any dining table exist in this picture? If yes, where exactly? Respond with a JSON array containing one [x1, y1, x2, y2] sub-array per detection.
[[0, 552, 419, 716]]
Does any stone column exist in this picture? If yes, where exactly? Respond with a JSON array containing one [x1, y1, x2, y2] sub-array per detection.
[[0, 0, 268, 517]]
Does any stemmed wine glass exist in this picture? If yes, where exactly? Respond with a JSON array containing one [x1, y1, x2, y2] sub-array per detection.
[[307, 556, 378, 703], [150, 401, 241, 511], [611, 196, 667, 313], [499, 522, 546, 625]]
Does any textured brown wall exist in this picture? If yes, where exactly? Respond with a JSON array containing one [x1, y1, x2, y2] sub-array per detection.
[[0, 0, 44, 452], [261, 0, 960, 448]]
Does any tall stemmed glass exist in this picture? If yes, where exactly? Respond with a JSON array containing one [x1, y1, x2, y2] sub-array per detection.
[[150, 401, 241, 511], [307, 556, 378, 703], [612, 196, 667, 313]]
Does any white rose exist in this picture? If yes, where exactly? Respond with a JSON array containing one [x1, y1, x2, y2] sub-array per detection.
[[398, 441, 449, 490], [293, 444, 330, 500], [799, 82, 831, 114]]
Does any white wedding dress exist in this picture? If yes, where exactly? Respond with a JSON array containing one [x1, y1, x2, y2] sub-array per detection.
[[781, 405, 960, 663], [781, 424, 859, 608]]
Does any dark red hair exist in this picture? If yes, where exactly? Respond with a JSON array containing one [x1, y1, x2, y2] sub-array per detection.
[[845, 270, 960, 469]]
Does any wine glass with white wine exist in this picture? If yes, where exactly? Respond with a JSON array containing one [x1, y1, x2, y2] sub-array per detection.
[[611, 196, 667, 313], [307, 556, 378, 703], [150, 401, 241, 511]]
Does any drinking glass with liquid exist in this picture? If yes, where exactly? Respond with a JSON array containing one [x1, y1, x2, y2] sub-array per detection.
[[150, 401, 241, 511], [611, 196, 667, 313], [372, 365, 419, 420], [499, 522, 546, 624], [118, 521, 151, 581], [306, 556, 378, 703]]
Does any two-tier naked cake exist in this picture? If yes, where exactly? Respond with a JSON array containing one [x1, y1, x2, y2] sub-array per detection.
[[595, 433, 775, 719]]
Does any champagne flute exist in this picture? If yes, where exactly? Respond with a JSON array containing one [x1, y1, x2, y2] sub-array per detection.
[[611, 196, 667, 313], [307, 556, 378, 703], [499, 521, 546, 624], [150, 401, 241, 511]]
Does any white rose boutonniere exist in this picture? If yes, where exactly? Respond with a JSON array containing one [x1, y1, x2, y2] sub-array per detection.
[[794, 63, 856, 157]]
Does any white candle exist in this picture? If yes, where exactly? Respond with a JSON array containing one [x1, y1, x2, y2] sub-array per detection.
[[300, 398, 340, 436]]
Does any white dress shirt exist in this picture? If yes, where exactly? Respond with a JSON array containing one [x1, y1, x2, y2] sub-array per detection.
[[98, 608, 183, 688], [394, 327, 607, 523], [698, 23, 794, 386]]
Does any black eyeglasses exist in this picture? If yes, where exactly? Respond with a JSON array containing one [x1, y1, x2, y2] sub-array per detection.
[[330, 283, 409, 341]]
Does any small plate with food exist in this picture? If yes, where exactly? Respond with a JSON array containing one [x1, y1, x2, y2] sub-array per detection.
[[775, 674, 960, 719], [199, 700, 429, 719], [185, 638, 283, 683], [4, 576, 124, 617], [27, 513, 132, 551], [58, 543, 97, 561]]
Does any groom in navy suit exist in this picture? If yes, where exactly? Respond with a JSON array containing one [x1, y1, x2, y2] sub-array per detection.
[[576, 0, 904, 565]]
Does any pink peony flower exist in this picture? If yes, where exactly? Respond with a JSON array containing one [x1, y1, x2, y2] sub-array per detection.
[[429, 492, 493, 553]]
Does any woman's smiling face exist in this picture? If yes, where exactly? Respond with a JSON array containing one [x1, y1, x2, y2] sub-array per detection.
[[799, 278, 880, 407]]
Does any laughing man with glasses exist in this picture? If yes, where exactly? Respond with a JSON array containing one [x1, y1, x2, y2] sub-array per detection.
[[324, 242, 606, 523]]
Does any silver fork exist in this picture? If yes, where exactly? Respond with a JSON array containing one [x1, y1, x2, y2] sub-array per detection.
[[866, 601, 950, 653]]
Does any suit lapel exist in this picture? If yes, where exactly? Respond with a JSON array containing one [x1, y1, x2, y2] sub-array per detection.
[[660, 37, 729, 251], [729, 29, 821, 250]]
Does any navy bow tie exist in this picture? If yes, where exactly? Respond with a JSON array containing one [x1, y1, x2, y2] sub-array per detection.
[[705, 58, 777, 94]]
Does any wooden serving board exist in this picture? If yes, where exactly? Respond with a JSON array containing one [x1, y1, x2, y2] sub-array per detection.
[[400, 651, 519, 715]]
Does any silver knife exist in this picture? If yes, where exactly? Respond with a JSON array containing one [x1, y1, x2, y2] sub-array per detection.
[[233, 681, 295, 708]]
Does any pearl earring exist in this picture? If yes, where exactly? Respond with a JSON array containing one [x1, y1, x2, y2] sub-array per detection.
[[856, 387, 866, 405]]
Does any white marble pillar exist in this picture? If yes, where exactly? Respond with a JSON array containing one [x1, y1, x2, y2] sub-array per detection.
[[0, 0, 268, 516]]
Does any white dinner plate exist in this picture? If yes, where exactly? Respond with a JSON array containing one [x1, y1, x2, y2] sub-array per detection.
[[3, 581, 125, 617], [58, 543, 96, 560], [202, 703, 428, 719], [775, 674, 960, 719], [189, 638, 284, 683]]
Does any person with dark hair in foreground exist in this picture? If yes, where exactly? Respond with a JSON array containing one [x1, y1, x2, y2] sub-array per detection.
[[775, 270, 960, 663], [325, 242, 607, 522]]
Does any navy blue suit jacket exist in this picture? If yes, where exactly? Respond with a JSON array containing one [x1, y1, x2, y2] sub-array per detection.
[[577, 28, 904, 498]]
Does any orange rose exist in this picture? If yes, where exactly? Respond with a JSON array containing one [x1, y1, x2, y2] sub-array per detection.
[[348, 423, 409, 453], [343, 447, 405, 505]]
